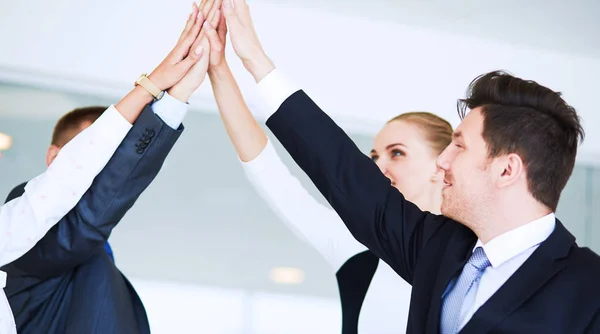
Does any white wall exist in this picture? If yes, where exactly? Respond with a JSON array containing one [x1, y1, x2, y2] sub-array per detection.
[[1, 0, 599, 162], [131, 278, 341, 334]]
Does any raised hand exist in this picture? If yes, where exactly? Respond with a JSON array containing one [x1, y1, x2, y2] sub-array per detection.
[[221, 0, 274, 82], [167, 0, 224, 101], [204, 11, 228, 69], [146, 3, 209, 91], [197, 0, 223, 41]]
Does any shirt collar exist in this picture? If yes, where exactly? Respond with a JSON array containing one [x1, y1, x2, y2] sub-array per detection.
[[473, 213, 556, 268]]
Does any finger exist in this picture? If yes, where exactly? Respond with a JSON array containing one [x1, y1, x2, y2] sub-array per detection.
[[204, 21, 223, 53], [217, 9, 227, 40], [177, 41, 206, 71], [206, 0, 222, 24], [209, 9, 221, 28], [209, 0, 223, 18], [190, 41, 211, 84], [177, 3, 199, 44], [196, 7, 220, 43], [172, 11, 205, 62], [222, 0, 237, 22], [184, 23, 208, 63], [195, 8, 217, 45], [232, 0, 246, 8], [199, 0, 214, 17], [178, 37, 209, 71], [232, 0, 248, 15], [197, 38, 211, 68]]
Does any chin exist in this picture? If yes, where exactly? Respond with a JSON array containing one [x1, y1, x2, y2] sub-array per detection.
[[440, 206, 451, 218], [440, 202, 457, 220]]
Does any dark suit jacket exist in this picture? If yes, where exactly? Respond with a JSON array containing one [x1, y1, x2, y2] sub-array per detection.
[[265, 90, 600, 334], [2, 104, 183, 334]]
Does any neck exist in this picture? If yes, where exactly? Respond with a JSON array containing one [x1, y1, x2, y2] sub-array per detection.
[[471, 197, 552, 244]]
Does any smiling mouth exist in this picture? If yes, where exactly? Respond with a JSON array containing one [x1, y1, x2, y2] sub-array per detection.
[[443, 180, 452, 188]]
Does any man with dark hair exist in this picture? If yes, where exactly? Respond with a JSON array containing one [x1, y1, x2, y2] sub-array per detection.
[[454, 71, 584, 214], [7, 106, 119, 261], [6, 106, 116, 260], [2, 1, 220, 332], [214, 2, 600, 332], [46, 106, 107, 162]]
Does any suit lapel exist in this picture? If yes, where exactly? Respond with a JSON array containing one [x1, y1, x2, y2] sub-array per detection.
[[460, 220, 574, 334], [425, 225, 477, 334]]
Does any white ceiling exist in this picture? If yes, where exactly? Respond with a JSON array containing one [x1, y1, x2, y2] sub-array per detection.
[[279, 0, 600, 58], [1, 0, 599, 161]]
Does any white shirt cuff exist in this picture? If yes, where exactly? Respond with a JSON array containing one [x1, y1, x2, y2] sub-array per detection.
[[151, 92, 189, 129], [239, 138, 276, 173], [257, 69, 301, 119]]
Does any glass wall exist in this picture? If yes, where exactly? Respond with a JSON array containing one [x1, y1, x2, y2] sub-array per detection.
[[1, 82, 599, 333], [556, 164, 599, 252]]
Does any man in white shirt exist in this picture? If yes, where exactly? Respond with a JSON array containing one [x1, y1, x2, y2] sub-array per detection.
[[0, 2, 219, 333], [209, 1, 600, 332]]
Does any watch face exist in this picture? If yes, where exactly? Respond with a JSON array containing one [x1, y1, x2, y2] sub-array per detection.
[[156, 90, 165, 100]]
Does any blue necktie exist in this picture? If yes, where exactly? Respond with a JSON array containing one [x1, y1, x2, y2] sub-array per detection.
[[104, 242, 114, 262], [440, 246, 490, 334]]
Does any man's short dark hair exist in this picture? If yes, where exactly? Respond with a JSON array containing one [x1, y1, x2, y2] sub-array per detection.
[[51, 106, 106, 147], [457, 70, 585, 211]]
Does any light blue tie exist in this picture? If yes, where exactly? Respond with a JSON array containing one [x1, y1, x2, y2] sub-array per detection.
[[440, 246, 491, 334]]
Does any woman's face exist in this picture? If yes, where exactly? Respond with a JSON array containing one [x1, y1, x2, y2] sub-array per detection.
[[370, 120, 439, 203]]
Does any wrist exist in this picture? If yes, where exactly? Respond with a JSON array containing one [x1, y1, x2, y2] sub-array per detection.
[[133, 85, 155, 103], [167, 86, 192, 103], [114, 86, 154, 124], [244, 53, 275, 83], [208, 62, 231, 78], [147, 72, 167, 91]]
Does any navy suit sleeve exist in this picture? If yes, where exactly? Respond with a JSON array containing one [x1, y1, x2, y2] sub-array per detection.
[[2, 104, 183, 278], [265, 91, 450, 283], [586, 309, 600, 333]]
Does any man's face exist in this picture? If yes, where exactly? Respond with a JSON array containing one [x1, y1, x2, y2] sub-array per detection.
[[46, 120, 94, 166], [436, 108, 495, 225]]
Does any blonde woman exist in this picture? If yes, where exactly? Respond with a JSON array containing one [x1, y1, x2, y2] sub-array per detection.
[[202, 16, 452, 333]]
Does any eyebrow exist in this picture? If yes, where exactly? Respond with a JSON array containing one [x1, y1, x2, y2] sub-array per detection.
[[370, 143, 407, 154], [453, 131, 463, 140]]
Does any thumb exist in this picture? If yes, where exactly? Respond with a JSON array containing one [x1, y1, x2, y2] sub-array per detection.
[[204, 22, 223, 53]]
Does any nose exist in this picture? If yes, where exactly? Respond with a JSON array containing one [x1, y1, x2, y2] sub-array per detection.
[[436, 149, 451, 171], [375, 158, 387, 174], [375, 159, 393, 181]]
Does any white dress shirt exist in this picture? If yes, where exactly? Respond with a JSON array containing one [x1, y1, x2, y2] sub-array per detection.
[[242, 139, 412, 333], [0, 93, 188, 333], [152, 92, 189, 129], [458, 213, 555, 330], [253, 69, 558, 332]]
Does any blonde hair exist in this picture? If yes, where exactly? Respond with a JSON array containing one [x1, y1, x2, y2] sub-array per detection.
[[388, 112, 453, 156]]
